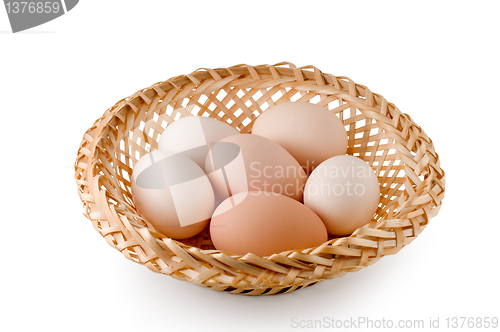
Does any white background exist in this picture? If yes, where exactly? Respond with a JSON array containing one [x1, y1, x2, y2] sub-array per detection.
[[1, 1, 499, 331]]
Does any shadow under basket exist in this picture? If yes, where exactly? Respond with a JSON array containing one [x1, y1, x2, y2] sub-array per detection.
[[74, 62, 445, 296]]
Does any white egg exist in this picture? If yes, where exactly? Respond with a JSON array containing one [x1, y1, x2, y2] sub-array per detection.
[[131, 150, 215, 239], [158, 116, 240, 169], [304, 155, 380, 236]]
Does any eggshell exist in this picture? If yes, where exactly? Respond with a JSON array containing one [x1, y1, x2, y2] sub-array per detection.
[[205, 134, 307, 201], [158, 116, 240, 169], [210, 191, 328, 256], [251, 102, 348, 174], [304, 155, 380, 236], [131, 150, 215, 239]]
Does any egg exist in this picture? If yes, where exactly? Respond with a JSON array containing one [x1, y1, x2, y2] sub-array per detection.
[[251, 102, 348, 174], [158, 115, 240, 169], [205, 134, 307, 202], [210, 191, 328, 256], [131, 150, 215, 239], [304, 155, 380, 236]]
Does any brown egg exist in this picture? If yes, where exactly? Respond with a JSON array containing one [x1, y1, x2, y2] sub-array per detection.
[[251, 102, 348, 174], [131, 150, 215, 239], [205, 134, 307, 201], [210, 191, 328, 257]]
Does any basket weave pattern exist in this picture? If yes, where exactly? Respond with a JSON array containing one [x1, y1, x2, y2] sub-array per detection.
[[74, 62, 445, 295]]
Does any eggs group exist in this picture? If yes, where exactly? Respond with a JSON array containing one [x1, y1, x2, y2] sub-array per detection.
[[131, 102, 381, 256]]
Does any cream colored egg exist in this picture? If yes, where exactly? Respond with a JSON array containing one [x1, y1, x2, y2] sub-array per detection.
[[304, 155, 380, 236], [210, 191, 328, 257], [158, 116, 240, 169], [251, 102, 348, 174], [131, 150, 215, 239]]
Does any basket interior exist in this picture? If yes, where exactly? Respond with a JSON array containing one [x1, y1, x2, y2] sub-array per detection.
[[73, 64, 446, 295], [93, 78, 432, 254]]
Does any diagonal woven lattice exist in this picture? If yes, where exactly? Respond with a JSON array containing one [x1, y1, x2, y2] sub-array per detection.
[[74, 62, 445, 296]]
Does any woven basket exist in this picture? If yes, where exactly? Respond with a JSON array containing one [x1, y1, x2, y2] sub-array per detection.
[[74, 62, 445, 296]]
